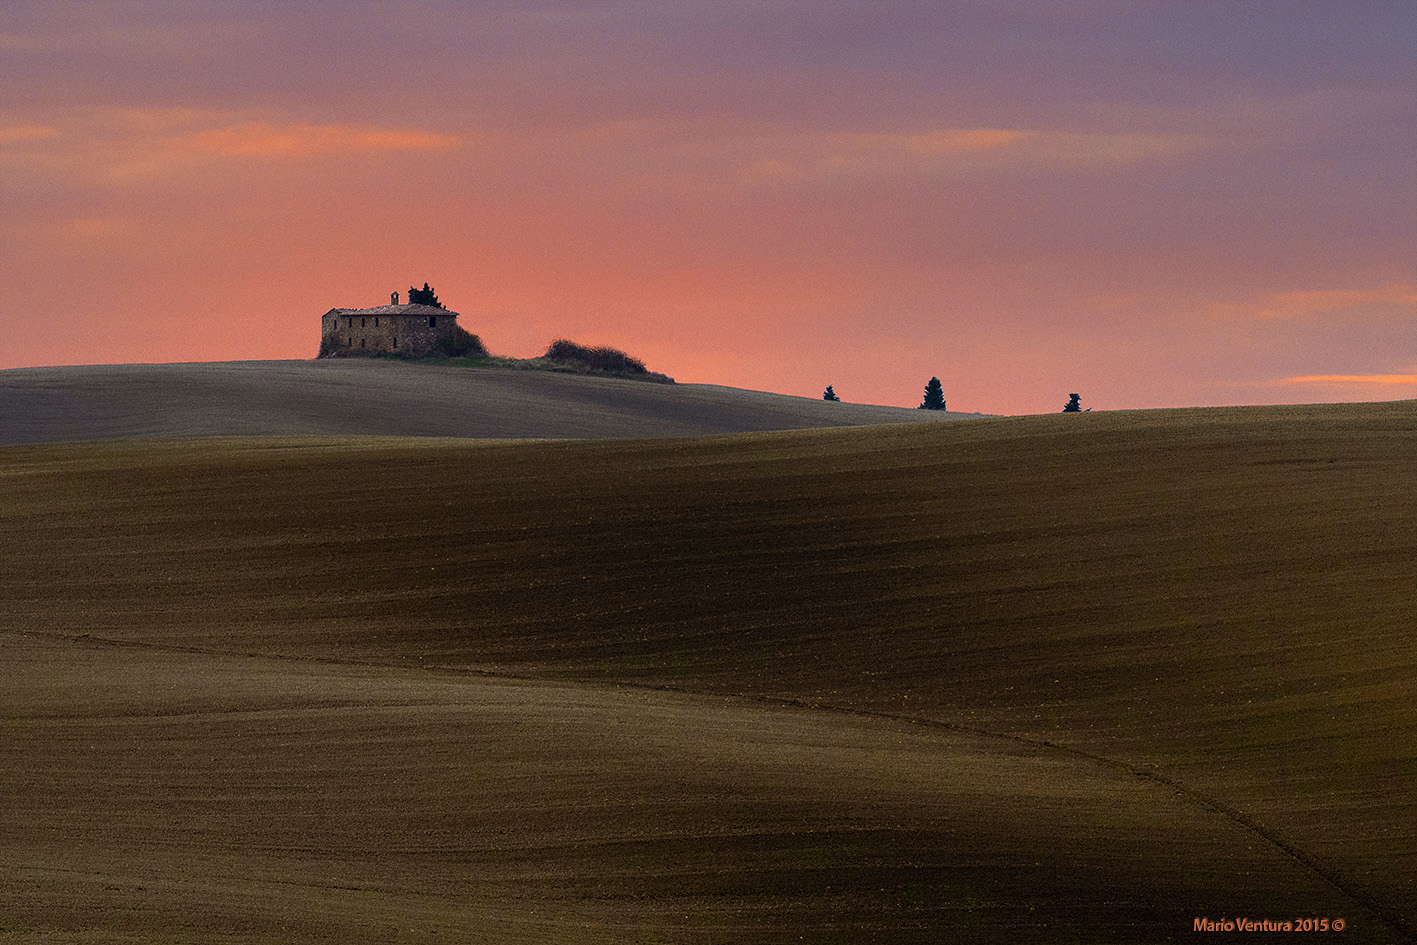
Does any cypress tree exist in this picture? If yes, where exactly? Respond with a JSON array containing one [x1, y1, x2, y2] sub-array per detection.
[[920, 377, 946, 410]]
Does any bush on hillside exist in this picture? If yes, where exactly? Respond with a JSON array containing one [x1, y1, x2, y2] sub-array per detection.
[[823, 385, 841, 402], [544, 339, 649, 374], [432, 326, 488, 358], [1063, 393, 1082, 413]]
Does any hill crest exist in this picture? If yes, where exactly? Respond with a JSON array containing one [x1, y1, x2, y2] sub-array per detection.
[[0, 358, 979, 446]]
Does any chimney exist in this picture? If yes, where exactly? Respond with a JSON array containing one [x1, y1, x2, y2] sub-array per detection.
[[391, 291, 400, 305]]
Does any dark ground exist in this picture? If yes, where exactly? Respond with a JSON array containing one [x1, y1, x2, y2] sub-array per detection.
[[1, 371, 1413, 942]]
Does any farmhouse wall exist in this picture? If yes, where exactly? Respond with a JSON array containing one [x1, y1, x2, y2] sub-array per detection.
[[320, 304, 459, 357]]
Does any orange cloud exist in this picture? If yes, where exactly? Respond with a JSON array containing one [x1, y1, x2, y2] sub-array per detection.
[[889, 128, 1028, 155], [173, 122, 462, 158], [1024, 130, 1211, 166], [1210, 284, 1417, 322], [852, 127, 1204, 166], [737, 126, 1020, 181], [736, 125, 1208, 183], [1257, 284, 1417, 319], [0, 109, 463, 188], [0, 123, 59, 143], [0, 31, 58, 54], [1286, 373, 1417, 385], [29, 216, 138, 258]]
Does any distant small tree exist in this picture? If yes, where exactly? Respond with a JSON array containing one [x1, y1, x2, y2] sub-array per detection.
[[823, 385, 840, 402], [1063, 393, 1082, 413], [919, 377, 946, 411], [408, 283, 443, 308]]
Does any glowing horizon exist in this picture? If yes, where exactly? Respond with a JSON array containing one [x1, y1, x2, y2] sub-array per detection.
[[2, 2, 1413, 414]]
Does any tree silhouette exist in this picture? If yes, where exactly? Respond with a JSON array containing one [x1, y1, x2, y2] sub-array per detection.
[[919, 377, 946, 410], [823, 385, 840, 402], [432, 326, 487, 358], [1063, 393, 1082, 413], [545, 339, 643, 373], [408, 283, 443, 308]]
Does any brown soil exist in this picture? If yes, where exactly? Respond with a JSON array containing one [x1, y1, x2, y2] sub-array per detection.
[[2, 398, 1414, 942]]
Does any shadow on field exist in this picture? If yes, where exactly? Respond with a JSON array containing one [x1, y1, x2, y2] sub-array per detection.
[[3, 400, 1415, 942]]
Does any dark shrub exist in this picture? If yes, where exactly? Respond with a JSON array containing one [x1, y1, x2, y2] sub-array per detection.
[[823, 385, 840, 401], [1063, 393, 1082, 412], [409, 283, 443, 308], [432, 326, 488, 358], [544, 339, 648, 374], [544, 338, 593, 362]]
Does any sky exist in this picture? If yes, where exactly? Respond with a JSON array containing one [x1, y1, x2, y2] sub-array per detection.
[[2, 1, 1414, 413]]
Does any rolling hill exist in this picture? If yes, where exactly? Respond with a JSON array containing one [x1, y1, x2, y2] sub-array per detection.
[[1, 365, 1413, 942], [0, 359, 973, 445]]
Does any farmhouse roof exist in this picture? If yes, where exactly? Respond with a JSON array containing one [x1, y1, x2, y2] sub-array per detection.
[[325, 303, 458, 317]]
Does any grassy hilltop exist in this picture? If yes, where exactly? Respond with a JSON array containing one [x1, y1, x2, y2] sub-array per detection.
[[2, 390, 1415, 942], [0, 358, 969, 445]]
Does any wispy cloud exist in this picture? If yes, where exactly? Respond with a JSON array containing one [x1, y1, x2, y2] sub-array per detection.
[[1025, 130, 1211, 166], [1286, 373, 1417, 386], [0, 31, 61, 53], [0, 108, 463, 187], [172, 122, 461, 158], [884, 128, 1030, 155], [1212, 284, 1417, 321], [738, 126, 1209, 183], [0, 123, 59, 143], [35, 215, 137, 257], [1257, 285, 1417, 319], [0, 20, 256, 57]]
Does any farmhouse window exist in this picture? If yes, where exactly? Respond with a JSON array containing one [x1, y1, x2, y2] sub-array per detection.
[[429, 315, 437, 327], [374, 317, 379, 327], [393, 337, 398, 349], [361, 338, 366, 348]]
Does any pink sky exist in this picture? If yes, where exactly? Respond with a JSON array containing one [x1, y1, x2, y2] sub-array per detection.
[[2, 2, 1414, 413]]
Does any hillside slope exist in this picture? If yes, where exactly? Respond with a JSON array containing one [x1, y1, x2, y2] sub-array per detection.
[[3, 403, 1415, 942], [0, 359, 973, 445]]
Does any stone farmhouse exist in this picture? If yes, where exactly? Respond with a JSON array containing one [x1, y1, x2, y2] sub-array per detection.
[[320, 291, 461, 357]]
